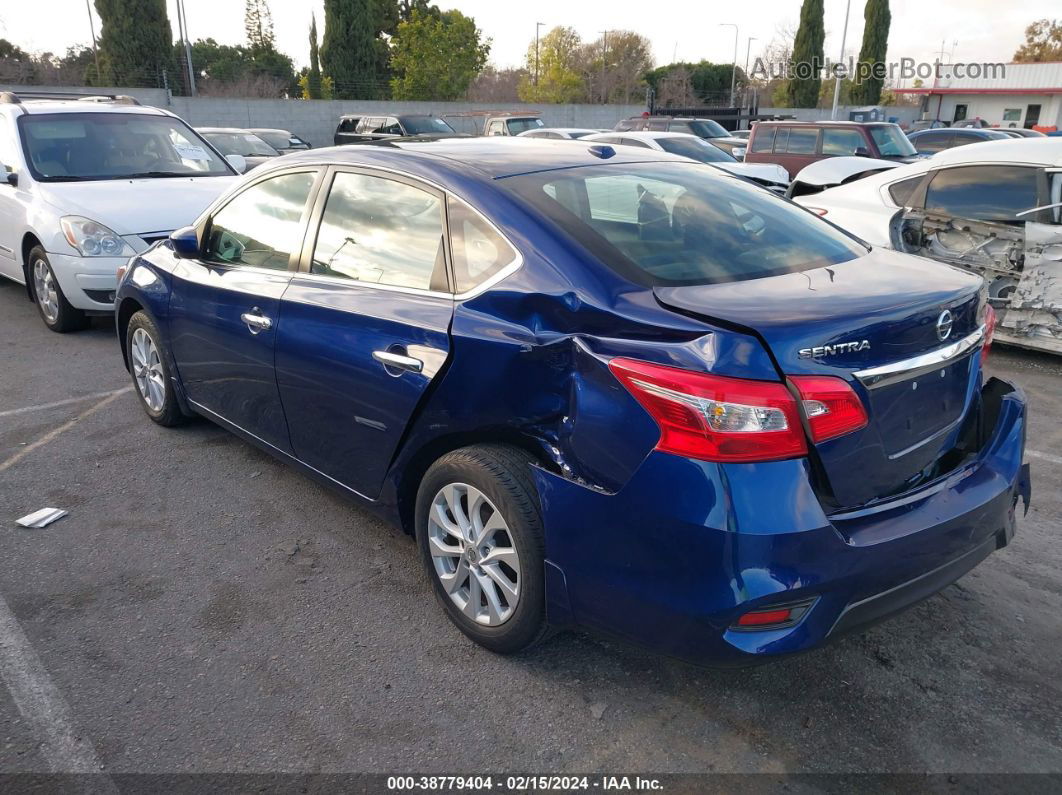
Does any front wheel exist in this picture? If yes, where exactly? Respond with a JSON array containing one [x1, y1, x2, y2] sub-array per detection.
[[415, 445, 548, 654], [126, 311, 185, 427], [29, 247, 88, 333]]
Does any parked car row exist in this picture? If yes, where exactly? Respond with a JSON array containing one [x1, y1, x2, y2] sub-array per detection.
[[0, 91, 1039, 669]]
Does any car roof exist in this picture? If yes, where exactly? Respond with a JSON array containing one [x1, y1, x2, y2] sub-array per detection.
[[527, 127, 597, 133], [603, 131, 701, 141], [3, 100, 170, 117], [197, 127, 254, 134], [755, 120, 892, 127], [268, 137, 689, 181], [247, 127, 291, 135], [929, 137, 1062, 167]]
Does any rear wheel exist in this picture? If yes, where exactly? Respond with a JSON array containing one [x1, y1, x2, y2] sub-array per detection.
[[29, 247, 88, 333], [126, 311, 185, 427], [416, 445, 547, 654]]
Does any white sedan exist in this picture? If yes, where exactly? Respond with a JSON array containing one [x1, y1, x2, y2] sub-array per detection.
[[793, 138, 1062, 355], [581, 131, 790, 191], [517, 128, 600, 140]]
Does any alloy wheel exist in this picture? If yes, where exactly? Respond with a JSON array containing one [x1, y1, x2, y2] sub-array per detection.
[[130, 327, 166, 412], [32, 259, 59, 324], [427, 482, 521, 626]]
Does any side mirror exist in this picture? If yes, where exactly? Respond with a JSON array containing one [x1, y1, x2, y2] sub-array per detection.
[[169, 226, 201, 259], [226, 154, 247, 174], [733, 147, 747, 160], [854, 147, 870, 157], [2, 167, 15, 187]]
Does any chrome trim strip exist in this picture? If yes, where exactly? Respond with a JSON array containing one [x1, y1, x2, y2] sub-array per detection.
[[853, 325, 985, 389]]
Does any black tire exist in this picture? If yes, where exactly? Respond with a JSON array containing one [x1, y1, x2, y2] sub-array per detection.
[[126, 311, 185, 427], [415, 444, 548, 654], [27, 246, 89, 333]]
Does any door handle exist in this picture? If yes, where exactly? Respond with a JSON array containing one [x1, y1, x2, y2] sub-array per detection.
[[240, 309, 272, 334], [372, 350, 423, 373]]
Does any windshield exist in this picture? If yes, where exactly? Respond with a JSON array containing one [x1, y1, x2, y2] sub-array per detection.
[[656, 137, 736, 163], [507, 118, 545, 134], [254, 131, 291, 149], [402, 117, 456, 135], [19, 112, 233, 181], [203, 132, 277, 157], [869, 125, 917, 157], [503, 162, 865, 287], [689, 119, 729, 139]]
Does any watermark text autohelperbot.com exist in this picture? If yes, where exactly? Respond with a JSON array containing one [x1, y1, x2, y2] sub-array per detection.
[[751, 57, 1006, 84]]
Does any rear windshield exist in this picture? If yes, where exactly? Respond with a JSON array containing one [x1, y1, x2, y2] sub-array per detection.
[[503, 162, 865, 286], [507, 118, 544, 134], [655, 137, 736, 163], [254, 130, 291, 149], [402, 117, 455, 135], [869, 125, 917, 157]]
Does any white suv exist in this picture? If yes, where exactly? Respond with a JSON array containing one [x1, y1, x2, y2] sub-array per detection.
[[0, 92, 239, 331]]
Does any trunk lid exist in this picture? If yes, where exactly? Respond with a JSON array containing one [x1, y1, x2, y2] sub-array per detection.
[[654, 248, 985, 509]]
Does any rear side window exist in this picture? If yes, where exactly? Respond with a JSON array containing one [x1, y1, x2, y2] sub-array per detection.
[[924, 165, 1040, 223], [786, 128, 819, 154], [749, 127, 775, 153], [505, 162, 865, 287], [310, 172, 446, 290], [772, 128, 790, 152], [821, 128, 866, 155], [205, 171, 316, 270], [338, 118, 358, 133], [911, 132, 953, 153], [447, 198, 519, 294], [887, 175, 924, 206]]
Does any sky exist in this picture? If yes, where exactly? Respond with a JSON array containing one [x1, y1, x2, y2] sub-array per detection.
[[0, 0, 1054, 88]]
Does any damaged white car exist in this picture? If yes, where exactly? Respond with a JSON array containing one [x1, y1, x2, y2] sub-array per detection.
[[794, 139, 1062, 355]]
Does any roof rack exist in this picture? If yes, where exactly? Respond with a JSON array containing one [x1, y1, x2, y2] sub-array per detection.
[[0, 90, 140, 105]]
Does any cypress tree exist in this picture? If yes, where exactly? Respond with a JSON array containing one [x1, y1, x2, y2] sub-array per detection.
[[851, 0, 891, 105], [94, 0, 172, 87], [307, 14, 323, 99], [786, 0, 826, 108], [321, 0, 381, 99]]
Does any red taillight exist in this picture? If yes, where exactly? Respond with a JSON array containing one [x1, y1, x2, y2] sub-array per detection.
[[608, 358, 807, 463], [982, 303, 996, 363], [805, 207, 829, 217], [789, 375, 869, 443]]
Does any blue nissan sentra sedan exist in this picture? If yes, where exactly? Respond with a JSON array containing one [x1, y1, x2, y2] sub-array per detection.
[[115, 138, 1031, 666]]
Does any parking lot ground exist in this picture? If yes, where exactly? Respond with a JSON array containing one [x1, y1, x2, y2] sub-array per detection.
[[0, 277, 1060, 776]]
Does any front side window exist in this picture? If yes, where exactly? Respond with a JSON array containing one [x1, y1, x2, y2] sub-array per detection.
[[656, 137, 735, 163], [821, 128, 866, 156], [19, 112, 232, 181], [924, 165, 1040, 223], [256, 130, 290, 149], [204, 171, 316, 270], [448, 198, 518, 294], [688, 119, 729, 139], [402, 117, 456, 135], [504, 162, 866, 287], [506, 118, 544, 135], [487, 121, 505, 136], [311, 172, 446, 290], [203, 132, 277, 157], [868, 125, 917, 157]]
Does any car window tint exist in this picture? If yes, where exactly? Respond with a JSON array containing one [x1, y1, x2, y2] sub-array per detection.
[[647, 120, 669, 131], [448, 197, 518, 294], [508, 162, 865, 287], [821, 128, 865, 155], [911, 132, 952, 152], [924, 165, 1040, 223], [668, 120, 692, 134], [749, 127, 775, 153], [773, 127, 790, 152], [888, 175, 924, 206], [311, 172, 446, 290], [786, 128, 819, 154], [205, 171, 315, 270]]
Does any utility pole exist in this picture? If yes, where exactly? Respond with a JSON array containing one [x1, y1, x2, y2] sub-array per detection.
[[743, 37, 757, 111], [535, 22, 545, 86], [84, 0, 101, 83], [599, 31, 608, 104], [830, 0, 851, 120], [719, 23, 738, 107], [176, 0, 197, 96]]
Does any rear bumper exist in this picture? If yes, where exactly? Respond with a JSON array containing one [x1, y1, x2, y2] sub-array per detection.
[[535, 378, 1029, 666]]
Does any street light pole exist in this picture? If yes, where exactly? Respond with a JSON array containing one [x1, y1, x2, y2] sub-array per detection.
[[743, 37, 757, 111], [175, 0, 197, 95], [535, 22, 545, 86], [719, 24, 739, 107], [84, 0, 101, 82], [830, 0, 852, 120]]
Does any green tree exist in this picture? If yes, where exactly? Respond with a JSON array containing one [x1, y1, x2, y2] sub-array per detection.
[[1014, 19, 1062, 62], [518, 26, 584, 103], [850, 0, 891, 105], [94, 0, 173, 86], [645, 61, 746, 107], [390, 9, 489, 100], [245, 0, 276, 50], [306, 13, 323, 99], [786, 0, 825, 108], [322, 0, 384, 99], [179, 38, 295, 97]]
